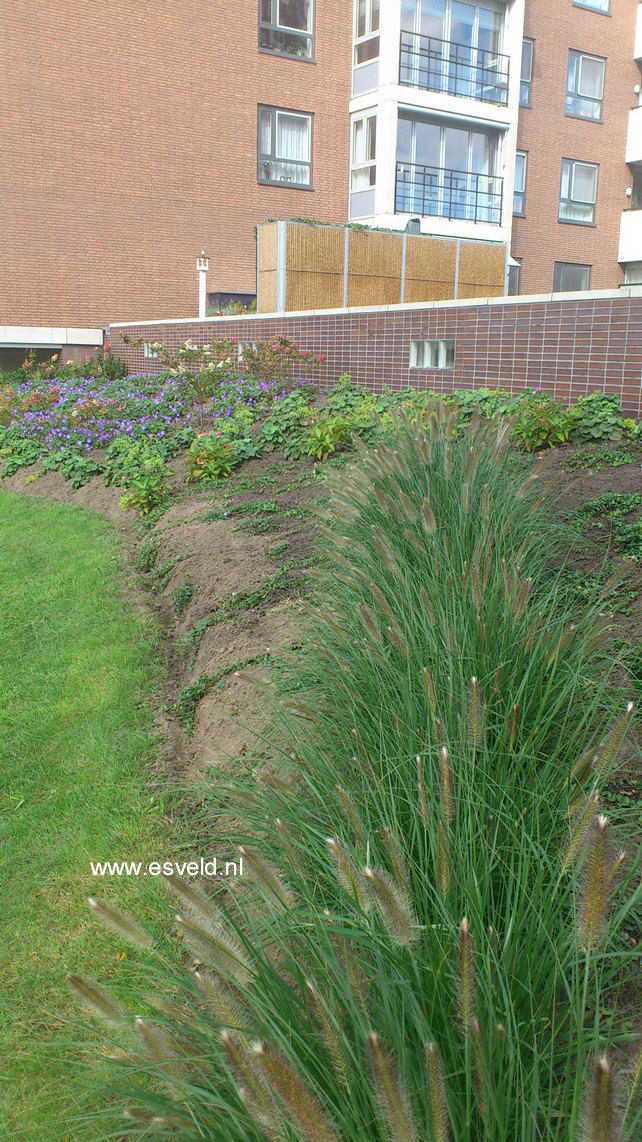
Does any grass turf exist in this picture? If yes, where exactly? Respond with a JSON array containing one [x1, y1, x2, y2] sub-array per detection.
[[0, 491, 170, 1139]]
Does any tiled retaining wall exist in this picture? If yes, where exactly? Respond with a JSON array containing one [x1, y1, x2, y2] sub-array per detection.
[[110, 288, 642, 415]]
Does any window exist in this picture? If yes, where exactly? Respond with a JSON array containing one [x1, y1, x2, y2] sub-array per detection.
[[143, 342, 158, 359], [207, 291, 256, 313], [354, 0, 380, 65], [399, 0, 509, 106], [553, 262, 591, 292], [513, 152, 527, 216], [258, 106, 312, 187], [559, 159, 598, 224], [259, 0, 313, 58], [507, 260, 522, 296], [351, 115, 377, 189], [566, 51, 604, 121], [410, 339, 455, 369], [573, 0, 609, 12], [520, 39, 534, 106], [396, 114, 502, 224], [624, 263, 642, 285]]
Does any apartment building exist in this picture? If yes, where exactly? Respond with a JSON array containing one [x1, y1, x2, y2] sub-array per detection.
[[349, 0, 641, 296], [0, 0, 352, 337], [0, 0, 640, 355]]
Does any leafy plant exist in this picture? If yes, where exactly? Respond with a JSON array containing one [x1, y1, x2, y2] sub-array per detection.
[[186, 434, 241, 482], [135, 537, 158, 573], [41, 448, 105, 488], [259, 390, 315, 457], [103, 437, 172, 514], [306, 413, 352, 460], [565, 445, 640, 472], [569, 392, 625, 443], [172, 576, 194, 618], [579, 492, 642, 558], [512, 395, 572, 451]]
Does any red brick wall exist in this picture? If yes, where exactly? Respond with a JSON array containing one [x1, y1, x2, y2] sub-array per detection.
[[109, 289, 642, 415], [0, 1, 352, 328], [513, 0, 639, 295]]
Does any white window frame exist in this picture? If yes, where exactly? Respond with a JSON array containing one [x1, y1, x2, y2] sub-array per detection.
[[354, 0, 380, 66], [257, 105, 313, 188], [565, 50, 605, 122], [259, 0, 314, 59], [513, 151, 527, 216], [559, 158, 598, 225], [624, 263, 642, 286], [520, 38, 534, 107], [410, 339, 455, 370], [350, 114, 377, 191], [143, 342, 158, 359], [507, 260, 522, 296]]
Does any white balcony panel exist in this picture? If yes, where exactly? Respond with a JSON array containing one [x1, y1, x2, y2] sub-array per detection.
[[625, 105, 642, 165], [618, 210, 642, 263], [635, 3, 642, 62]]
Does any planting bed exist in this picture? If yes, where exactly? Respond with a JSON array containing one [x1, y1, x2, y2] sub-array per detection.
[[2, 353, 642, 1137]]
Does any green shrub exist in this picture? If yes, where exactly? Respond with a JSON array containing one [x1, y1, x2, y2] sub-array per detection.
[[512, 394, 572, 450], [72, 410, 641, 1140], [306, 414, 352, 460], [186, 433, 241, 481], [40, 447, 105, 488], [104, 437, 172, 514], [569, 392, 625, 443], [259, 390, 315, 458]]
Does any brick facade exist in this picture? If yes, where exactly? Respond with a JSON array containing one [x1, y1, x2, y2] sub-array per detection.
[[514, 0, 638, 295], [109, 288, 642, 415], [0, 1, 352, 329]]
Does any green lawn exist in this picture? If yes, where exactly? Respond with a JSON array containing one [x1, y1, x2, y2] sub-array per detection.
[[0, 492, 170, 1139]]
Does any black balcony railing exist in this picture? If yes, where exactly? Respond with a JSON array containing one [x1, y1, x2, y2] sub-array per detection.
[[395, 162, 504, 225], [399, 31, 510, 105]]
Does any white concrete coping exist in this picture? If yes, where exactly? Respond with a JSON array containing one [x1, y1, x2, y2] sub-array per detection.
[[0, 326, 104, 347], [111, 286, 642, 330]]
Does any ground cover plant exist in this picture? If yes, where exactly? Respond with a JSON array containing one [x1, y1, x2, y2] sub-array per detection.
[[70, 408, 642, 1140], [0, 492, 176, 1139], [3, 347, 642, 514]]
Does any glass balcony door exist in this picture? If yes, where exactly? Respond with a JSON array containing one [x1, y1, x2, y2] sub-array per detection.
[[396, 115, 500, 223], [400, 0, 504, 102]]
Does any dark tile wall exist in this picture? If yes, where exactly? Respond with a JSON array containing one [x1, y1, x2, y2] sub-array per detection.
[[110, 292, 642, 414]]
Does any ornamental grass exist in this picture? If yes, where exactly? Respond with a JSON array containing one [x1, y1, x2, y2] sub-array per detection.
[[73, 404, 641, 1140]]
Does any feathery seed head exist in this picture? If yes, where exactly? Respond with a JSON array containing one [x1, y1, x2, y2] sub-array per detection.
[[367, 1033, 419, 1142], [364, 865, 417, 946], [87, 898, 152, 949], [458, 917, 476, 1033]]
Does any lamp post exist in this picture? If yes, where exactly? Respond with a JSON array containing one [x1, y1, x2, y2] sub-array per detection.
[[196, 250, 209, 318]]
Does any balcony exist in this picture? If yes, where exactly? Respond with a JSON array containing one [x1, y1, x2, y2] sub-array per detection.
[[395, 162, 503, 224], [399, 31, 510, 106], [618, 209, 642, 263]]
